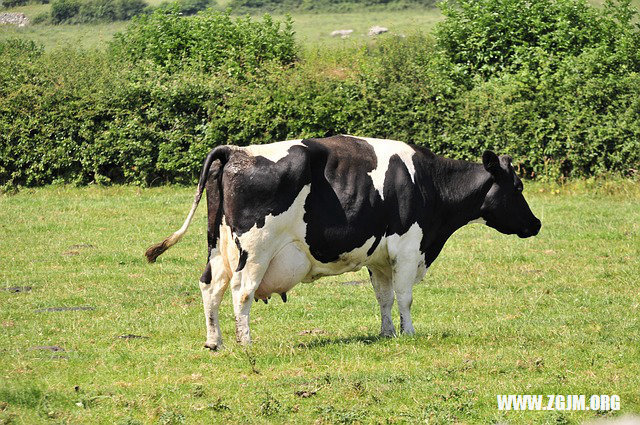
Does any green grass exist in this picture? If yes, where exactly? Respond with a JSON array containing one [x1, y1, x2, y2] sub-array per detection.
[[0, 8, 443, 50], [1, 180, 639, 424], [2, 0, 640, 50], [0, 20, 129, 50]]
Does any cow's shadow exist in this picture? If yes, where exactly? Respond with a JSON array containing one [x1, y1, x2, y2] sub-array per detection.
[[296, 334, 386, 349]]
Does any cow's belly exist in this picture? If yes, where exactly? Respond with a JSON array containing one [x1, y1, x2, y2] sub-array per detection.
[[255, 242, 310, 300], [254, 236, 386, 299], [303, 235, 382, 280]]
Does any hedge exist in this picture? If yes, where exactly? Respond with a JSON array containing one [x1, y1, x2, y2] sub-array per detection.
[[1, 1, 639, 189]]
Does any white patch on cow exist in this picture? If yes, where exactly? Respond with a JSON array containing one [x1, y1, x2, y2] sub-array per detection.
[[229, 180, 390, 299], [234, 185, 312, 295], [385, 222, 425, 334], [347, 136, 416, 200], [469, 218, 486, 225], [255, 242, 310, 299], [386, 222, 426, 284], [243, 139, 303, 162], [304, 235, 379, 280]]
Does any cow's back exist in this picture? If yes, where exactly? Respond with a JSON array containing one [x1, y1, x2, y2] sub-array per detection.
[[221, 135, 422, 275]]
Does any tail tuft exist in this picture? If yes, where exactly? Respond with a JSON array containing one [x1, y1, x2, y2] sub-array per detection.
[[145, 239, 170, 263]]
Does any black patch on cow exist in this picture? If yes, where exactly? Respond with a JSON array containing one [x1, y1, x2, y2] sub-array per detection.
[[205, 159, 224, 254], [301, 136, 387, 263], [209, 136, 537, 280], [383, 154, 425, 237], [408, 145, 493, 267], [235, 237, 248, 272], [366, 235, 381, 256], [200, 261, 212, 284], [280, 292, 287, 302], [222, 146, 311, 236]]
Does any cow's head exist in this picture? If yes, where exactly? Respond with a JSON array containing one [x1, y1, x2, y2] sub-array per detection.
[[479, 151, 541, 238]]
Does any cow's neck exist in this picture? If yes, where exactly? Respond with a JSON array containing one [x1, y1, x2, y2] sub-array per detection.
[[421, 160, 491, 266]]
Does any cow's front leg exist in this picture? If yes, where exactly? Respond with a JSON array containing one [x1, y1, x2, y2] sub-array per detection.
[[199, 255, 230, 351], [368, 267, 396, 337]]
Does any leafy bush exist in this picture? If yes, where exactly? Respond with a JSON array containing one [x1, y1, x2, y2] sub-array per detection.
[[50, 0, 81, 23], [77, 0, 118, 21], [32, 11, 51, 23], [78, 0, 145, 21], [0, 38, 43, 58], [435, 0, 640, 84], [114, 0, 146, 19], [1, 1, 640, 189], [154, 0, 214, 15], [111, 7, 297, 75], [431, 0, 640, 177], [49, 0, 145, 23], [1, 0, 27, 8]]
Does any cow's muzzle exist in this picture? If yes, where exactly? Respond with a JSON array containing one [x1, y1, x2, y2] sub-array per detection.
[[518, 218, 542, 238]]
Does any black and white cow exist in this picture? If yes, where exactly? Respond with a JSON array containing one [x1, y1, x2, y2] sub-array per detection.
[[145, 135, 541, 349]]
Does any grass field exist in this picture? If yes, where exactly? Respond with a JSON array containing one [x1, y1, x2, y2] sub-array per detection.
[[0, 7, 443, 50], [2, 0, 640, 50], [1, 180, 639, 424]]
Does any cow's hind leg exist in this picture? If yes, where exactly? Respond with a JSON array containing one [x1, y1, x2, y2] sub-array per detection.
[[368, 267, 396, 337], [200, 254, 230, 351], [230, 254, 269, 345]]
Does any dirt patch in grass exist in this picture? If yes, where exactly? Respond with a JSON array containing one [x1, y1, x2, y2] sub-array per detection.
[[29, 346, 64, 352], [34, 306, 95, 313], [117, 334, 148, 339], [3, 286, 32, 293]]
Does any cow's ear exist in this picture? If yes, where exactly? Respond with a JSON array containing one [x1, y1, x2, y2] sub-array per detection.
[[482, 150, 501, 176]]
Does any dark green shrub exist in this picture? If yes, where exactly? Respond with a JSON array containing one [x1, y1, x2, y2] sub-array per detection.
[[0, 38, 43, 58], [435, 0, 640, 84], [49, 0, 144, 23], [78, 0, 117, 22], [2, 2, 640, 188], [50, 0, 80, 23], [1, 0, 27, 8], [113, 0, 145, 18], [157, 0, 214, 15], [32, 11, 51, 23], [111, 7, 296, 75], [429, 0, 640, 177]]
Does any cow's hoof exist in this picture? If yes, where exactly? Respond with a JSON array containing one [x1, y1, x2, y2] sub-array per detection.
[[380, 331, 396, 338], [204, 342, 222, 351], [400, 327, 416, 336]]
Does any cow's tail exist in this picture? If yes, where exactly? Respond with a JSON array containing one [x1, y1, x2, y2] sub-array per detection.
[[145, 146, 231, 263]]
